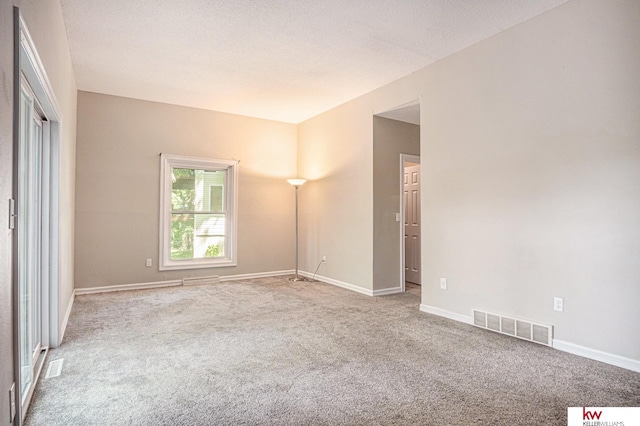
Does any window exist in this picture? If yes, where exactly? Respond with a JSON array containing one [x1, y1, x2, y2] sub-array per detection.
[[160, 154, 238, 270], [209, 184, 223, 211]]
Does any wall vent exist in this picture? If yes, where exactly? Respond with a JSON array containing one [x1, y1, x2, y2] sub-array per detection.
[[472, 309, 552, 346], [45, 359, 64, 379], [182, 276, 220, 286]]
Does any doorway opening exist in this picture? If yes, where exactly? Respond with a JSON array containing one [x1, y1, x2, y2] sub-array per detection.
[[401, 154, 421, 294], [372, 99, 420, 296]]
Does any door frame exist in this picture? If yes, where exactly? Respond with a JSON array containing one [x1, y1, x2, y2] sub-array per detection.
[[399, 154, 420, 292], [13, 9, 63, 421]]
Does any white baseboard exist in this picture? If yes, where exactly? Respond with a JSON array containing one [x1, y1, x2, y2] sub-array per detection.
[[420, 304, 474, 325], [220, 270, 292, 281], [553, 339, 640, 373], [419, 304, 640, 373], [298, 272, 403, 297], [74, 270, 295, 295], [58, 289, 75, 345], [75, 280, 183, 295], [372, 286, 403, 296], [299, 271, 375, 296]]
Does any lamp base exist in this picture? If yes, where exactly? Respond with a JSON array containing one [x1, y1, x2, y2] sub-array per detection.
[[289, 276, 309, 282]]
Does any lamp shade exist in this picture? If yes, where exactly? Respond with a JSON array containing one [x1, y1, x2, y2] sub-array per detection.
[[287, 178, 307, 187]]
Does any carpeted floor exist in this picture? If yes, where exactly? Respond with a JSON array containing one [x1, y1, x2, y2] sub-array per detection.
[[405, 282, 420, 296], [25, 276, 640, 425]]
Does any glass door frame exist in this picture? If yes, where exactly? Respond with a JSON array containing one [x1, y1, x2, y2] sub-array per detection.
[[17, 75, 50, 412], [13, 9, 62, 422]]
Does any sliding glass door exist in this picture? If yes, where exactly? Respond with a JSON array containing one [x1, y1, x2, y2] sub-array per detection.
[[18, 77, 47, 409]]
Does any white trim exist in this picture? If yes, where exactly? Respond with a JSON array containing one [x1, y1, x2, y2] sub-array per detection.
[[553, 340, 640, 373], [58, 290, 75, 344], [372, 286, 403, 296], [74, 270, 296, 295], [74, 275, 404, 306], [219, 270, 292, 281], [399, 154, 420, 292], [419, 304, 474, 325], [75, 280, 183, 295], [19, 17, 63, 121], [159, 154, 239, 271], [40, 119, 51, 347], [297, 272, 402, 297], [298, 271, 374, 296], [47, 121, 61, 347]]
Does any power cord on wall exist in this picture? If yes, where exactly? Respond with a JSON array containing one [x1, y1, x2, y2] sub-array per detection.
[[310, 259, 326, 282]]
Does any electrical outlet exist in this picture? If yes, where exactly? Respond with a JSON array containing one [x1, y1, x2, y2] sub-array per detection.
[[146, 258, 152, 267], [322, 256, 327, 262], [440, 278, 447, 290], [554, 297, 564, 312]]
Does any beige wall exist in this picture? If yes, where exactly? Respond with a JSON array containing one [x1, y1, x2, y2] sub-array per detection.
[[420, 0, 640, 360], [373, 117, 420, 291], [297, 101, 377, 290], [299, 0, 640, 361], [74, 92, 297, 288], [18, 0, 78, 347]]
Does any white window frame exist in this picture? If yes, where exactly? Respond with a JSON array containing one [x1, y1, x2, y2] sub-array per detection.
[[159, 154, 238, 270]]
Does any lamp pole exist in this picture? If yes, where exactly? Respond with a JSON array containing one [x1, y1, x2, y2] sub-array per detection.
[[287, 179, 307, 281]]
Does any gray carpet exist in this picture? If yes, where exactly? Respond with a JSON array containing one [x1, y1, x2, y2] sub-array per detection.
[[26, 276, 640, 425]]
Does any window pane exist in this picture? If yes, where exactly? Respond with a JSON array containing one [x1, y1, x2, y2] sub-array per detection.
[[209, 185, 223, 211], [171, 168, 195, 211], [171, 213, 225, 259], [195, 213, 225, 257], [172, 168, 226, 212], [201, 170, 225, 212], [171, 214, 194, 259]]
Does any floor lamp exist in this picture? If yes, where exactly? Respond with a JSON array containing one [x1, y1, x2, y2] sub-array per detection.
[[287, 178, 307, 281]]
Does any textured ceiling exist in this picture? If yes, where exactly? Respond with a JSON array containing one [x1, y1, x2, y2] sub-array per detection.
[[60, 0, 570, 123]]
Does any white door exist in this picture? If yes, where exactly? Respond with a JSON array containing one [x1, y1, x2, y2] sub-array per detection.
[[404, 165, 421, 284], [18, 78, 47, 410]]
